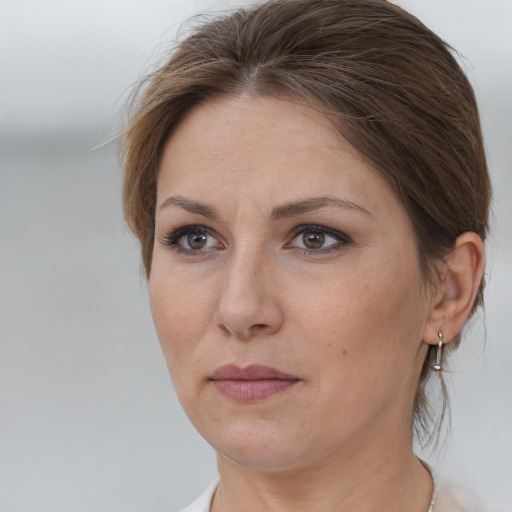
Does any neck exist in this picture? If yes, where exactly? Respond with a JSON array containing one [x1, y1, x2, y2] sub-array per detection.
[[211, 421, 433, 512]]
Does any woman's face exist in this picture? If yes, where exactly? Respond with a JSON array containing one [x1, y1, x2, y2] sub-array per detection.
[[150, 96, 435, 471]]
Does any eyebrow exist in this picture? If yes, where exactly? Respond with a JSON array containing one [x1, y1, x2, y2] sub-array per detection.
[[270, 196, 372, 220], [159, 195, 221, 219], [159, 195, 371, 220]]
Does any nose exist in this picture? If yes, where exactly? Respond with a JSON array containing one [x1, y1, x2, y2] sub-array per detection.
[[213, 248, 284, 341]]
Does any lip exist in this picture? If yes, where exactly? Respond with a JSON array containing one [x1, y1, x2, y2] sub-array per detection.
[[210, 364, 300, 402]]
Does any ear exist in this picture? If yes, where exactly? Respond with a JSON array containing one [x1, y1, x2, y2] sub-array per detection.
[[423, 232, 485, 345]]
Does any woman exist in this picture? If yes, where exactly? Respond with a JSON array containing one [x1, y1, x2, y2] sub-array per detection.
[[122, 0, 490, 510]]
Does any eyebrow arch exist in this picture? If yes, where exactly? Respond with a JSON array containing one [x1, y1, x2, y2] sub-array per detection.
[[159, 195, 220, 219], [270, 196, 372, 220], [159, 194, 371, 221]]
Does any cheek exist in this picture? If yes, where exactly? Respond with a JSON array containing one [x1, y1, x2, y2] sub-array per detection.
[[287, 251, 427, 372], [149, 269, 213, 377], [287, 257, 427, 430]]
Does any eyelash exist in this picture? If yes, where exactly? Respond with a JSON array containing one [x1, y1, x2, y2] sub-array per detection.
[[287, 224, 352, 255], [159, 225, 222, 255], [159, 224, 352, 256]]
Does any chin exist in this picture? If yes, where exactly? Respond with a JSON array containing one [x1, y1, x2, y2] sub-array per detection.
[[219, 443, 307, 472], [201, 418, 316, 472]]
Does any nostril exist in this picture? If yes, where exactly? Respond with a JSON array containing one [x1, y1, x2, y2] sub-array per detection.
[[218, 323, 231, 335]]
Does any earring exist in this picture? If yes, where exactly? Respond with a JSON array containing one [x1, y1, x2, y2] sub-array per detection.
[[432, 333, 444, 372]]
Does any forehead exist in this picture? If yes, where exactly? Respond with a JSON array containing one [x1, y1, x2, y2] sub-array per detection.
[[157, 95, 399, 217]]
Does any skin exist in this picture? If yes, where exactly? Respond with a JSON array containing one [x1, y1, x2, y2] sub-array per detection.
[[149, 96, 485, 512]]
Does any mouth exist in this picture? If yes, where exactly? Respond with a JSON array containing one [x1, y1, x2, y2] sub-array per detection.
[[210, 364, 300, 402]]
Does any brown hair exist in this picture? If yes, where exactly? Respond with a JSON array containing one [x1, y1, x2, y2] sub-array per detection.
[[122, 0, 490, 445]]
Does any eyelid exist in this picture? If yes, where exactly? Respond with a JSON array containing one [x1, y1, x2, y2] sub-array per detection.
[[158, 223, 351, 255], [288, 224, 352, 243], [286, 224, 353, 252], [158, 224, 224, 251]]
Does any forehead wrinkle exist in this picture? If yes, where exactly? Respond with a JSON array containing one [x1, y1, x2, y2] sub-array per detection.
[[194, 144, 298, 174]]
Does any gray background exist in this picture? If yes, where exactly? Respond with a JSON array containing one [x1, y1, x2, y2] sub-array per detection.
[[1, 0, 511, 510]]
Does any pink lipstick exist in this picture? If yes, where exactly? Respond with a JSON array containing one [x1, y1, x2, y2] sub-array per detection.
[[210, 364, 299, 402]]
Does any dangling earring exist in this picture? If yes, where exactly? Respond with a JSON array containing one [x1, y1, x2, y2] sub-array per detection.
[[432, 332, 444, 371]]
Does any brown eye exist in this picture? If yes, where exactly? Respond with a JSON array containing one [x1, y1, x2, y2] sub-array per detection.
[[187, 233, 208, 249], [286, 225, 350, 254], [162, 225, 224, 254], [302, 231, 325, 249]]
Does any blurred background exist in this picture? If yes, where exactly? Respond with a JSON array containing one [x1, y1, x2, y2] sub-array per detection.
[[1, 0, 511, 510]]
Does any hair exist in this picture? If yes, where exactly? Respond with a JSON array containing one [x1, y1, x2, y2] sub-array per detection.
[[121, 0, 491, 446]]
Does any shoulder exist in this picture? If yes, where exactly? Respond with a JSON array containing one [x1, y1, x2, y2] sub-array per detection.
[[435, 483, 491, 512], [178, 479, 218, 512]]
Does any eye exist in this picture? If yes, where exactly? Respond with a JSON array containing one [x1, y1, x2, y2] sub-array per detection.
[[160, 225, 223, 254], [300, 230, 331, 249], [287, 225, 351, 253], [182, 232, 215, 250]]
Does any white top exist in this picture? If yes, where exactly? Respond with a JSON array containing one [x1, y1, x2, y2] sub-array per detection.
[[178, 477, 489, 512], [179, 479, 219, 512]]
